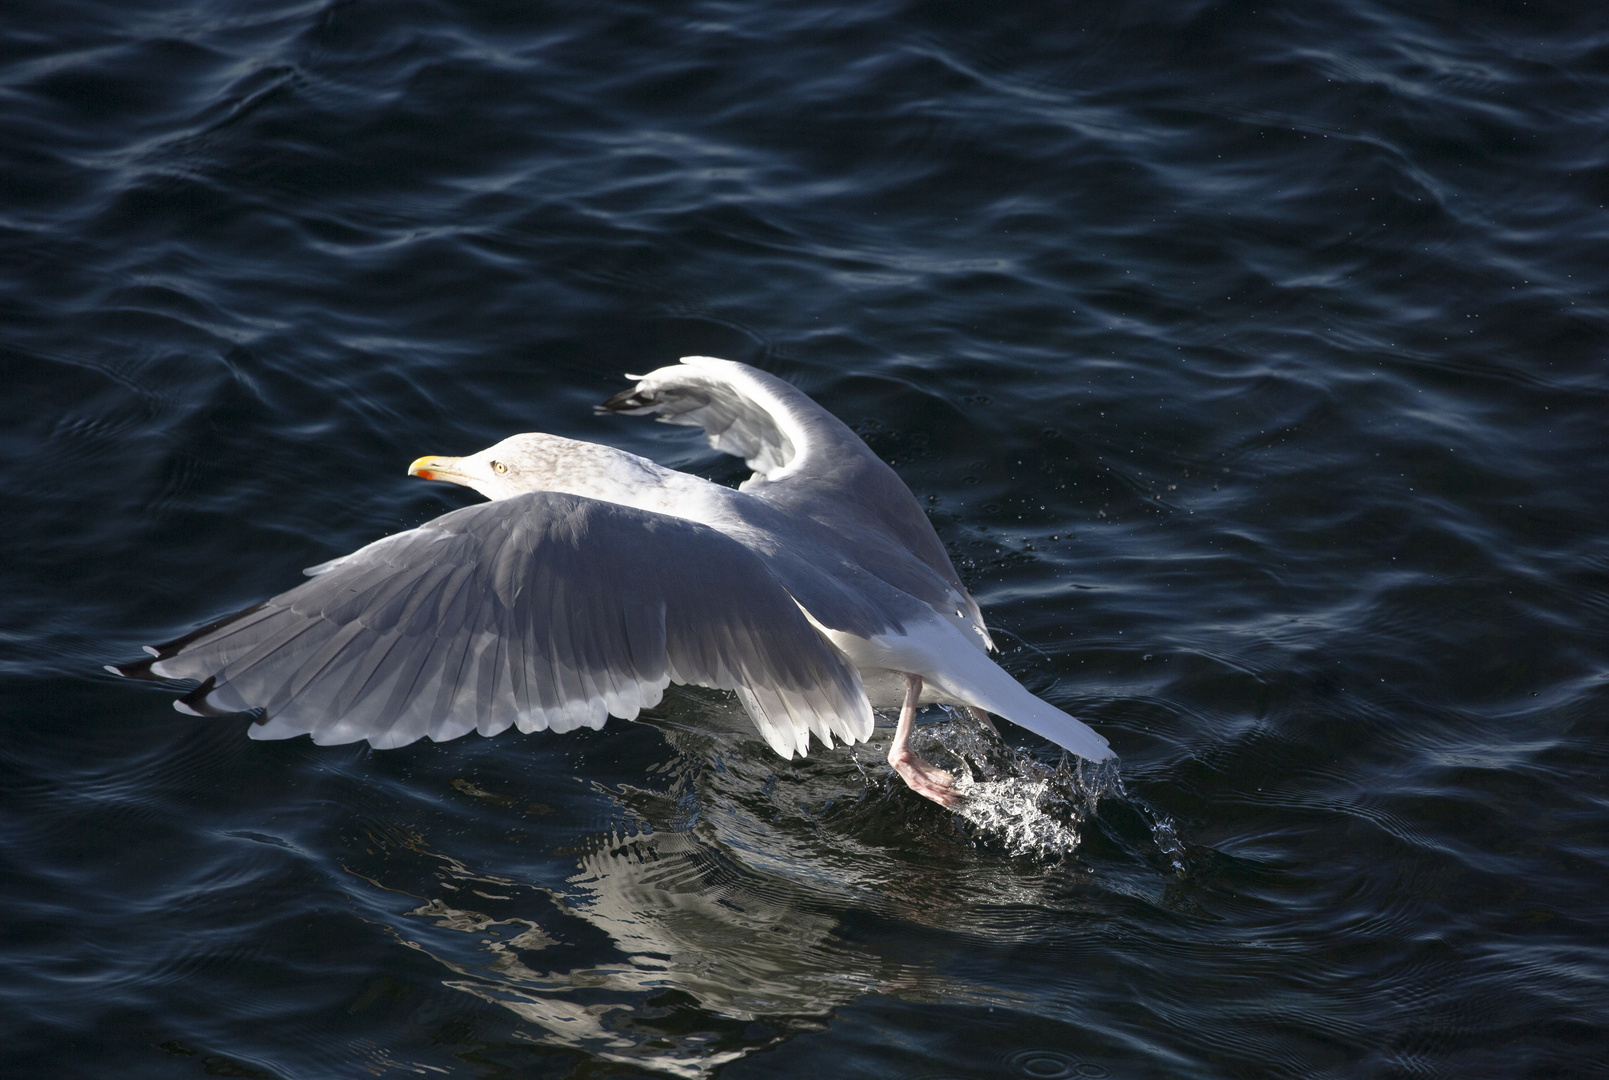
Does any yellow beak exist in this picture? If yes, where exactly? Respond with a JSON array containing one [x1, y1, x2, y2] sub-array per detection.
[[407, 455, 469, 484]]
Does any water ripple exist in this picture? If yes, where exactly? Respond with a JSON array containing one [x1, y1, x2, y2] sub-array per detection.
[[4, 0, 1609, 1076]]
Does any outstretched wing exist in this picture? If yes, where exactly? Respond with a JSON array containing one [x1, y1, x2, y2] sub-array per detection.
[[599, 355, 993, 649], [111, 492, 873, 759]]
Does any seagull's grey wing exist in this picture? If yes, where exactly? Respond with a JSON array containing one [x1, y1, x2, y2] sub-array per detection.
[[597, 355, 870, 491], [600, 356, 991, 647], [111, 492, 873, 758]]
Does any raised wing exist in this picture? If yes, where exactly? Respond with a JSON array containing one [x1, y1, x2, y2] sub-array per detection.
[[599, 356, 993, 649], [111, 492, 873, 759], [598, 355, 882, 490]]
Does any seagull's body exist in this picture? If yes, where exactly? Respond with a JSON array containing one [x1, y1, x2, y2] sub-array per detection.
[[114, 357, 1113, 805]]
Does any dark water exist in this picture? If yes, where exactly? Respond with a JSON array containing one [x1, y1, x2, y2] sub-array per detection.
[[4, 1, 1608, 1076]]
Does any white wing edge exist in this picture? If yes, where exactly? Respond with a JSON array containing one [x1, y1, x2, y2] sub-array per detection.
[[674, 355, 818, 483]]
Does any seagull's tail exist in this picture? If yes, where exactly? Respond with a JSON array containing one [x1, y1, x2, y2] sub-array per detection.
[[815, 615, 1115, 763], [929, 647, 1114, 763]]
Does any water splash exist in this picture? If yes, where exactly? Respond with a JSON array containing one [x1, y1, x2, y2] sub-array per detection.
[[1107, 772, 1188, 876], [917, 711, 1186, 872], [912, 712, 1115, 859]]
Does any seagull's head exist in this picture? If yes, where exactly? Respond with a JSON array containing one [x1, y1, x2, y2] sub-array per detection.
[[408, 433, 574, 500], [409, 432, 670, 503]]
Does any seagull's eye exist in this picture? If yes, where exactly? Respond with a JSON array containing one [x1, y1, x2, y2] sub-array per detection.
[[491, 461, 508, 475]]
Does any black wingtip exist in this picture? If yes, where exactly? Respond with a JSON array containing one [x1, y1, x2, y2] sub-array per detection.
[[107, 656, 160, 681], [596, 387, 656, 415], [108, 602, 271, 685], [175, 676, 238, 717]]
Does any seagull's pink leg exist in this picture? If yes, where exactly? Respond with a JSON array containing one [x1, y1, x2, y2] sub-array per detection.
[[888, 673, 958, 808]]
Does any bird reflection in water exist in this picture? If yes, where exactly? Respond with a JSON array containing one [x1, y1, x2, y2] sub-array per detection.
[[355, 696, 1121, 1075]]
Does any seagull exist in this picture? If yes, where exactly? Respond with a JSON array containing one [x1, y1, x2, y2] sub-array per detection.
[[111, 356, 1113, 806]]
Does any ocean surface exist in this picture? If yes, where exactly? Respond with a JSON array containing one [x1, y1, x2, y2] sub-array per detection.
[[3, 1, 1607, 1076]]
